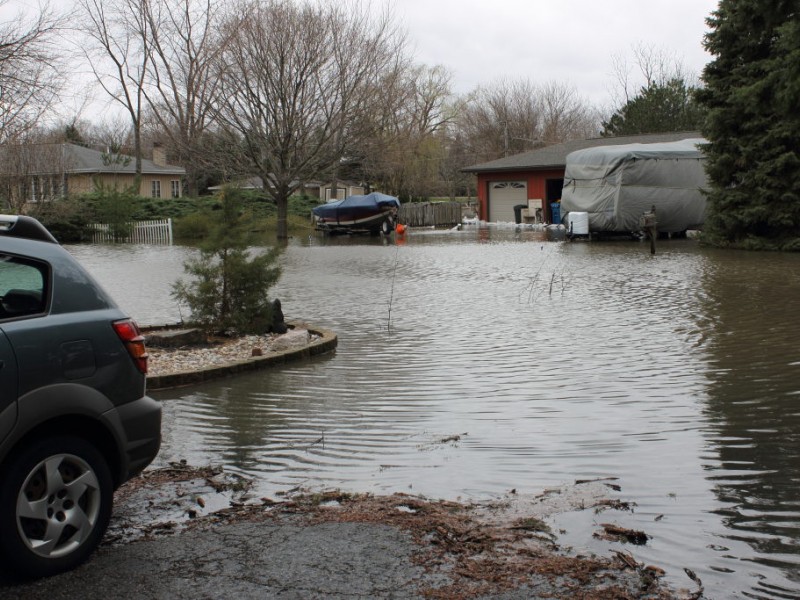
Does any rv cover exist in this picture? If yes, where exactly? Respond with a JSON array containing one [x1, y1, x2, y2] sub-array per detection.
[[312, 192, 400, 219], [560, 138, 709, 233]]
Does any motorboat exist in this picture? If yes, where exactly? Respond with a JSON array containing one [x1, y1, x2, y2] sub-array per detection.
[[312, 192, 400, 235]]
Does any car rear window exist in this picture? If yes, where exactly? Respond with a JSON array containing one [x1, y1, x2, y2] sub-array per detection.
[[0, 255, 48, 320]]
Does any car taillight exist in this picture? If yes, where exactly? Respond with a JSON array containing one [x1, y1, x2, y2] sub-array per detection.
[[113, 318, 148, 374]]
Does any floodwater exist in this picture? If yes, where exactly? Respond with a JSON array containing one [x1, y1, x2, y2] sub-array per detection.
[[67, 226, 800, 599]]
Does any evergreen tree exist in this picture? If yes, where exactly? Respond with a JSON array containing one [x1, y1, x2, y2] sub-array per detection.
[[172, 188, 282, 334], [602, 78, 706, 136], [697, 0, 800, 250]]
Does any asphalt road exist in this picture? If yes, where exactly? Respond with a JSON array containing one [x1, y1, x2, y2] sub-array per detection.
[[0, 515, 679, 600], [1, 517, 443, 600], [0, 477, 681, 599]]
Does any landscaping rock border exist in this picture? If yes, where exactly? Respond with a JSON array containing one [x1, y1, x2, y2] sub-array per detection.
[[146, 321, 338, 390]]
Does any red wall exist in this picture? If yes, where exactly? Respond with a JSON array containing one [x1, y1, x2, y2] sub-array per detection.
[[476, 168, 565, 221]]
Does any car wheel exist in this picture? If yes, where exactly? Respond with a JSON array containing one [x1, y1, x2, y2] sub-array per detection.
[[0, 436, 113, 578]]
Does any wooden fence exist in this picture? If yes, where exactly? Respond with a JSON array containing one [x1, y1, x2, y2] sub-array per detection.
[[399, 202, 462, 228], [91, 218, 173, 245]]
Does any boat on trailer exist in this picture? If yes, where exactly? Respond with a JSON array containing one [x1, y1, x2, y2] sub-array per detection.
[[312, 192, 400, 235]]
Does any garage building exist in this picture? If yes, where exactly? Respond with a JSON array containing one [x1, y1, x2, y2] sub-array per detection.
[[462, 131, 702, 224]]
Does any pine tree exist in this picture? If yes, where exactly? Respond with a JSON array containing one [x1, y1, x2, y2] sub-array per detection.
[[698, 0, 800, 250], [172, 188, 282, 334], [602, 78, 706, 137]]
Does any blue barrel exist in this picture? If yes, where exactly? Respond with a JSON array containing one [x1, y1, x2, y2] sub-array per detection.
[[550, 203, 561, 224]]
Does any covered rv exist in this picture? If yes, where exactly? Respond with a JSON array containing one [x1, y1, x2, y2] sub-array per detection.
[[560, 138, 709, 234]]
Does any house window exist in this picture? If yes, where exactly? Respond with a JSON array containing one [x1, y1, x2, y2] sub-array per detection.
[[171, 180, 180, 198], [325, 187, 348, 201], [151, 180, 161, 198]]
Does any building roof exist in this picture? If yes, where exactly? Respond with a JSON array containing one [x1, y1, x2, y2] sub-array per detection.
[[462, 131, 703, 173], [62, 143, 185, 175], [0, 143, 185, 176]]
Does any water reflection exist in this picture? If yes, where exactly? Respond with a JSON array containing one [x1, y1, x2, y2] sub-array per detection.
[[69, 229, 800, 598], [699, 250, 800, 596]]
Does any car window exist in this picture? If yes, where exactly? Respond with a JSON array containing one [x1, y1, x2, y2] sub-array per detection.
[[0, 255, 48, 320]]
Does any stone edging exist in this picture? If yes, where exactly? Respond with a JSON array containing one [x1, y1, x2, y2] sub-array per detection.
[[146, 322, 338, 390]]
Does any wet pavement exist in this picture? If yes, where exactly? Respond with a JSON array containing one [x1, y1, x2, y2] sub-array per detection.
[[0, 467, 686, 599], [3, 518, 436, 600]]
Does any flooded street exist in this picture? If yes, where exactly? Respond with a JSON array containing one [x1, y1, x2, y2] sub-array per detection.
[[67, 227, 800, 599]]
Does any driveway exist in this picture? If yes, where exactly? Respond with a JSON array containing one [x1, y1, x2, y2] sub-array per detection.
[[0, 466, 684, 599]]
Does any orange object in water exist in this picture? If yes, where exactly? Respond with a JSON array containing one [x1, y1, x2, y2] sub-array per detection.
[[395, 223, 406, 234]]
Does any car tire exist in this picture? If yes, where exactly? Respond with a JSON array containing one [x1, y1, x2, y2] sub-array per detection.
[[0, 435, 113, 578]]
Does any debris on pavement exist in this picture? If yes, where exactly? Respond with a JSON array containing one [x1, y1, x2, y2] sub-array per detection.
[[103, 462, 702, 599]]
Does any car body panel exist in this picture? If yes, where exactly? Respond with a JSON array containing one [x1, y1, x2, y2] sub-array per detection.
[[0, 218, 160, 487], [0, 330, 17, 444], [1, 309, 146, 402]]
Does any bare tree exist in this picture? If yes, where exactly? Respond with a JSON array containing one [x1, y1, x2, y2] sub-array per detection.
[[212, 0, 408, 239], [76, 0, 150, 182], [357, 64, 455, 199], [458, 79, 543, 162], [0, 1, 66, 143], [0, 143, 70, 211], [539, 82, 600, 143], [607, 42, 698, 107], [141, 0, 226, 196], [458, 78, 600, 164]]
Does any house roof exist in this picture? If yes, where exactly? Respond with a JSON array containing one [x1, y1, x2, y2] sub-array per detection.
[[462, 131, 703, 173], [0, 143, 185, 176], [62, 143, 185, 175]]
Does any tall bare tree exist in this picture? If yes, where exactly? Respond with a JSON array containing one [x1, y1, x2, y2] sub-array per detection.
[[458, 78, 599, 164], [0, 143, 70, 211], [141, 0, 225, 196], [77, 0, 150, 182], [458, 79, 543, 162], [356, 64, 454, 199], [212, 0, 408, 239], [0, 1, 66, 143], [539, 82, 600, 143], [607, 42, 698, 107]]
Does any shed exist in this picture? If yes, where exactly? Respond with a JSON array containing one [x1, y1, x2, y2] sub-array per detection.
[[560, 138, 709, 234]]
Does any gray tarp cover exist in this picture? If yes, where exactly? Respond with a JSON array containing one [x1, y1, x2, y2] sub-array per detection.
[[560, 138, 709, 233]]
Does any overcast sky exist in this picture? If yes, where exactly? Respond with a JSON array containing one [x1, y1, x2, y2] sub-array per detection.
[[390, 0, 719, 108], [4, 0, 721, 122]]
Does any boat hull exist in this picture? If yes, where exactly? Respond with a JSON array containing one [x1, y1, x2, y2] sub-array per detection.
[[312, 193, 400, 234]]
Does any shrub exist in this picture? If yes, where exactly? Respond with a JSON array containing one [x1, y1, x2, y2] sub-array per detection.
[[171, 188, 282, 334], [28, 198, 94, 243], [174, 212, 215, 240]]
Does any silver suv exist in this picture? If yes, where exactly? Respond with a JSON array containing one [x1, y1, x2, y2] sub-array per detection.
[[0, 215, 161, 578]]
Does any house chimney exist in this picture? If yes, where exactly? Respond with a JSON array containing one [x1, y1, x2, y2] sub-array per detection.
[[152, 143, 166, 166]]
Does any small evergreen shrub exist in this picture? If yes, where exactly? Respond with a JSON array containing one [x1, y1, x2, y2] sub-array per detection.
[[171, 188, 282, 335]]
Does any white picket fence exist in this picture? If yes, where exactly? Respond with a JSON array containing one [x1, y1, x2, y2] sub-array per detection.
[[91, 218, 173, 245]]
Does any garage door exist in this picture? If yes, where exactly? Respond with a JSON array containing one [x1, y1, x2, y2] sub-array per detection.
[[489, 182, 527, 222]]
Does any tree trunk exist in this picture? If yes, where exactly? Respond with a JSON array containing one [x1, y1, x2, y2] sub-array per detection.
[[185, 165, 200, 197], [133, 122, 142, 194], [276, 194, 289, 240]]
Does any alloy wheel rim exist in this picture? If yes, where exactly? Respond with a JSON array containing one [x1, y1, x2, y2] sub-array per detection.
[[15, 453, 101, 558]]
